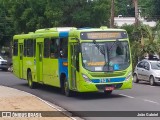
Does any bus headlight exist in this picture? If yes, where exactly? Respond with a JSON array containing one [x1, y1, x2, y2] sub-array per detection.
[[82, 74, 92, 83], [125, 72, 132, 81]]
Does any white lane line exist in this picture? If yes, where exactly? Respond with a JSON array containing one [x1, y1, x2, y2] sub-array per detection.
[[144, 99, 160, 105], [149, 86, 156, 88], [119, 94, 135, 99]]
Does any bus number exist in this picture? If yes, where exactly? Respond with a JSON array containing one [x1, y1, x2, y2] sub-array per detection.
[[99, 78, 107, 83]]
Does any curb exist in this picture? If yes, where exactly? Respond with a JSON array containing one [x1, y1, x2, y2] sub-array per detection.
[[1, 85, 83, 120]]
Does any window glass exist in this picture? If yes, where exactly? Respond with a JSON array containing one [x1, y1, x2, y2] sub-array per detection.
[[13, 40, 18, 56], [24, 39, 27, 56], [50, 38, 59, 58], [81, 41, 130, 71], [59, 38, 68, 58], [144, 62, 149, 69], [151, 62, 160, 70], [137, 62, 144, 68], [44, 38, 50, 58], [33, 39, 36, 57], [27, 39, 33, 57]]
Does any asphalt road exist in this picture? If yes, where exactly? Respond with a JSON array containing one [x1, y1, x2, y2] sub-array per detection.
[[1, 71, 160, 120]]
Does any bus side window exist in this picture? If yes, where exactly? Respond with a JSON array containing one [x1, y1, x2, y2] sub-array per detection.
[[59, 38, 68, 58], [24, 39, 27, 57], [13, 40, 18, 56], [44, 38, 50, 58], [26, 39, 33, 57], [50, 38, 59, 58], [33, 39, 36, 57]]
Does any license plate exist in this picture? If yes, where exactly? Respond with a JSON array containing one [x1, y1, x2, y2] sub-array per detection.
[[105, 86, 114, 91]]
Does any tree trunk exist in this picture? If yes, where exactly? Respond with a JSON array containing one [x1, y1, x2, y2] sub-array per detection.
[[110, 0, 114, 28], [134, 0, 139, 27]]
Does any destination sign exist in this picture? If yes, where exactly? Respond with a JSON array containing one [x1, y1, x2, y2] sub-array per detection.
[[80, 31, 127, 40]]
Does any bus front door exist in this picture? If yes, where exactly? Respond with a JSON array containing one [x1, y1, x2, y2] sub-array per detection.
[[70, 44, 78, 90], [37, 43, 43, 83], [19, 44, 23, 78]]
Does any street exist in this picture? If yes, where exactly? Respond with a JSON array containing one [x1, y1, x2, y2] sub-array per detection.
[[1, 71, 160, 120]]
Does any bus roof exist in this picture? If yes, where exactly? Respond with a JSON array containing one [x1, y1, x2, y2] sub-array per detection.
[[69, 27, 126, 36], [13, 32, 59, 40], [35, 27, 77, 33], [77, 28, 126, 32]]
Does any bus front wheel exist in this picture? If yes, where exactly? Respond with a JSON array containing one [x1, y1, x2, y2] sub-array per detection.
[[27, 71, 36, 89], [64, 78, 72, 97]]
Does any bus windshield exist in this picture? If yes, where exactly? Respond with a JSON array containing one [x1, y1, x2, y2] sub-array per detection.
[[81, 41, 130, 72]]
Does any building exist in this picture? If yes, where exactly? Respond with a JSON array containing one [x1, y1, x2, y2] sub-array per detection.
[[114, 15, 156, 27]]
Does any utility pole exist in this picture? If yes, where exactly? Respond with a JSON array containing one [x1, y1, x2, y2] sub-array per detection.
[[134, 0, 139, 27], [110, 0, 114, 28]]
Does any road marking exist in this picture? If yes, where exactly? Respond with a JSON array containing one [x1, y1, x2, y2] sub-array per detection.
[[149, 86, 156, 88], [144, 99, 160, 105], [119, 94, 135, 99]]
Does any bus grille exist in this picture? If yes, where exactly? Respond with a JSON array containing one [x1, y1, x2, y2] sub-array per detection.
[[96, 83, 123, 90]]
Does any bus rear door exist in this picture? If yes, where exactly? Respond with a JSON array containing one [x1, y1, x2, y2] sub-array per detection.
[[37, 41, 43, 83]]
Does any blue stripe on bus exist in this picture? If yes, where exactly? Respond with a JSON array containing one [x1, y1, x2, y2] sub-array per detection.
[[58, 59, 68, 79], [59, 32, 69, 38], [92, 77, 126, 83]]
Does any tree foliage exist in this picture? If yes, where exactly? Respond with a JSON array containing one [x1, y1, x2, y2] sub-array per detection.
[[0, 0, 111, 47]]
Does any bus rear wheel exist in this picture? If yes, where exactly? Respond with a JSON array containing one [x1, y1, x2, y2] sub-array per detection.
[[27, 71, 36, 89], [64, 78, 72, 97]]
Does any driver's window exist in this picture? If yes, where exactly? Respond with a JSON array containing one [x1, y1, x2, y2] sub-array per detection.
[[137, 62, 144, 68], [144, 62, 150, 70]]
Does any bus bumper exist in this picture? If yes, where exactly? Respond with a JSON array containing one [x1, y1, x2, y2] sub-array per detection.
[[77, 78, 132, 92]]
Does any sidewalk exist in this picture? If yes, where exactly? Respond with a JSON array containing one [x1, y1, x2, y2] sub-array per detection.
[[0, 85, 74, 120]]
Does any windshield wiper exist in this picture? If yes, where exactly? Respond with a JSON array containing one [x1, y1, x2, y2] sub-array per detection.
[[93, 40, 112, 72], [105, 39, 122, 72], [108, 39, 120, 51], [93, 40, 105, 55]]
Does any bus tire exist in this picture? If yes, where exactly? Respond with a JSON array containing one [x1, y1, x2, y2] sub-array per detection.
[[104, 90, 112, 95], [64, 78, 72, 97], [27, 71, 36, 89]]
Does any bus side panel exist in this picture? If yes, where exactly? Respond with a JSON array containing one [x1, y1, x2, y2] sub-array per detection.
[[58, 58, 68, 79], [43, 58, 51, 84], [23, 57, 35, 80], [43, 58, 60, 87]]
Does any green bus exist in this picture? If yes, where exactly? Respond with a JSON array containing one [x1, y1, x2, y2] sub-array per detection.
[[13, 27, 132, 96]]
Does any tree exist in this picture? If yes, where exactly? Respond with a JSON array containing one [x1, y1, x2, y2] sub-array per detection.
[[133, 0, 139, 27], [110, 0, 115, 28], [115, 0, 134, 17]]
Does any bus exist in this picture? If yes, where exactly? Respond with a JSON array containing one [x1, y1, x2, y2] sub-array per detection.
[[13, 26, 132, 96]]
